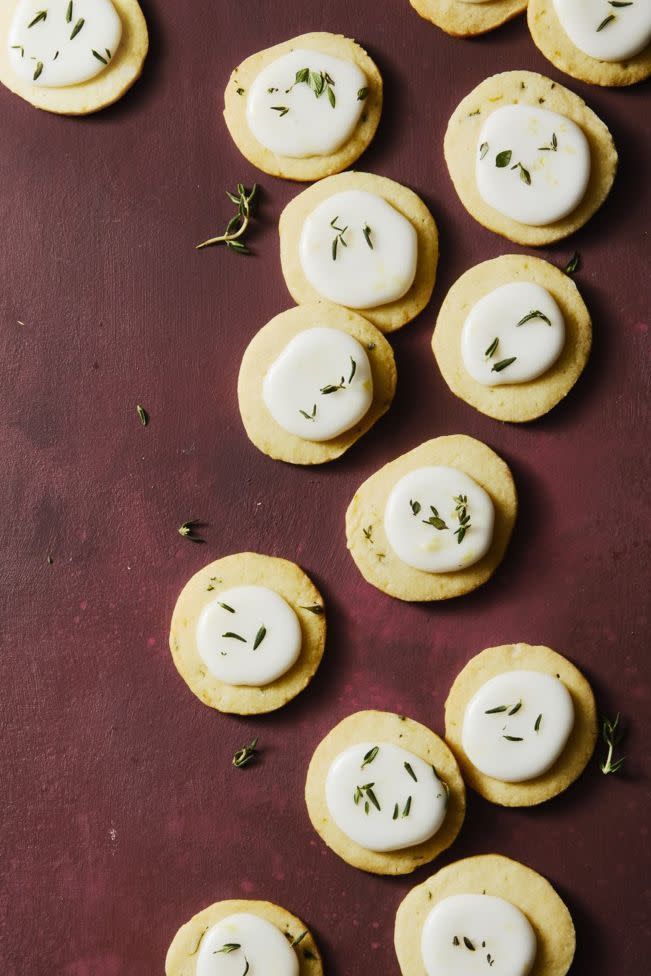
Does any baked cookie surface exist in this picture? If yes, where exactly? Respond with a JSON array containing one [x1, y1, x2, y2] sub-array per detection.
[[305, 710, 465, 875], [410, 0, 527, 38], [169, 553, 326, 715], [444, 70, 618, 246], [432, 254, 592, 422], [223, 32, 382, 182]]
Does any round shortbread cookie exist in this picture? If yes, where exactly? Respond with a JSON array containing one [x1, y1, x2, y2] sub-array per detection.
[[444, 642, 598, 806], [410, 0, 527, 38], [166, 899, 323, 976], [0, 0, 148, 114], [279, 171, 438, 334], [346, 435, 517, 602], [223, 32, 382, 182], [305, 710, 466, 876], [395, 854, 576, 976], [432, 254, 592, 422], [169, 553, 326, 715], [444, 70, 618, 246]]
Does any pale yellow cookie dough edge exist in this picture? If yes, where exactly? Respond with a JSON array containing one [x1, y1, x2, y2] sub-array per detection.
[[305, 710, 466, 876], [410, 0, 527, 38], [165, 898, 323, 976], [169, 553, 326, 715], [223, 32, 383, 182], [238, 302, 397, 465], [0, 0, 148, 115], [279, 171, 439, 333], [528, 0, 651, 87], [445, 642, 598, 806], [394, 854, 576, 976], [444, 70, 618, 246], [346, 435, 517, 602], [433, 254, 592, 422]]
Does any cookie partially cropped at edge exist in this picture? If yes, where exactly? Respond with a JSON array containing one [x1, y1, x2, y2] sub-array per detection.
[[410, 0, 527, 38], [395, 854, 576, 976], [433, 254, 592, 422], [166, 899, 323, 976], [444, 71, 618, 247], [224, 32, 382, 182], [238, 303, 397, 465], [346, 435, 517, 602], [528, 0, 651, 87], [169, 553, 326, 715], [445, 643, 598, 806], [0, 0, 148, 115], [305, 710, 466, 876], [279, 171, 438, 333]]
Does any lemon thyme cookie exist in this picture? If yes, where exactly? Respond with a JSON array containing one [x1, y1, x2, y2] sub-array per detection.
[[433, 254, 592, 421], [0, 0, 148, 114], [305, 710, 465, 875], [238, 302, 396, 465], [528, 0, 651, 87], [346, 435, 517, 601], [279, 171, 438, 333], [169, 553, 326, 715], [445, 642, 598, 806], [410, 0, 527, 38], [395, 854, 575, 976], [223, 32, 382, 182], [166, 899, 323, 976], [444, 71, 618, 246]]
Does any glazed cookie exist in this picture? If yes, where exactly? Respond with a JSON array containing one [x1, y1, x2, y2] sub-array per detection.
[[279, 171, 438, 333], [305, 710, 465, 876], [224, 32, 382, 182], [238, 303, 396, 465], [395, 854, 575, 976], [444, 71, 618, 246], [432, 254, 592, 422], [166, 899, 323, 976], [445, 643, 598, 806], [169, 553, 326, 715], [0, 0, 148, 114], [529, 0, 651, 87], [346, 435, 517, 602], [410, 0, 527, 38]]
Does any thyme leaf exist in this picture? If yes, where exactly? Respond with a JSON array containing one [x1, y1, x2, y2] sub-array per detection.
[[253, 625, 267, 650], [136, 404, 149, 426], [597, 13, 616, 29], [70, 17, 85, 39], [28, 10, 47, 28], [495, 150, 512, 168], [492, 356, 517, 373], [485, 337, 499, 358], [517, 309, 552, 327], [361, 746, 379, 768]]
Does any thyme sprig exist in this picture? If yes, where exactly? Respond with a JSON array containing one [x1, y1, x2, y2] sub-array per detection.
[[271, 105, 289, 117], [330, 216, 348, 260], [517, 309, 552, 327], [321, 356, 356, 394], [196, 183, 258, 254], [292, 68, 336, 107], [233, 738, 258, 768], [600, 714, 625, 774]]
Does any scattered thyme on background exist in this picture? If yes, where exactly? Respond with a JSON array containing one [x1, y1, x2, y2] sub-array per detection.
[[600, 714, 626, 775], [233, 738, 259, 768], [196, 183, 258, 254], [178, 520, 204, 543], [136, 405, 149, 427]]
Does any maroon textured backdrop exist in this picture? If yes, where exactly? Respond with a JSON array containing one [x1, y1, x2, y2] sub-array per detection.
[[1, 1, 649, 973]]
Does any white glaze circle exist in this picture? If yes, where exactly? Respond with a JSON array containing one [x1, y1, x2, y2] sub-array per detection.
[[462, 670, 575, 782], [476, 105, 591, 226], [384, 466, 495, 573], [421, 894, 537, 976], [262, 327, 373, 441], [196, 912, 299, 976], [8, 0, 122, 88], [461, 281, 565, 386], [196, 586, 302, 687], [325, 741, 448, 852], [553, 0, 651, 62], [299, 189, 418, 309]]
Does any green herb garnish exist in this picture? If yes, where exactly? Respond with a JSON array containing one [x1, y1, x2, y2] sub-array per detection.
[[404, 761, 418, 782], [70, 17, 84, 39], [33, 60, 44, 80], [538, 132, 558, 152], [512, 161, 532, 185], [92, 49, 108, 64], [363, 224, 373, 249], [233, 738, 258, 768], [422, 506, 447, 531], [28, 10, 47, 28], [600, 714, 625, 774], [517, 309, 552, 327], [479, 142, 489, 160], [492, 356, 517, 373], [362, 746, 379, 768], [597, 13, 616, 29], [357, 86, 368, 100], [564, 251, 580, 275], [330, 216, 348, 260], [253, 625, 267, 650], [484, 337, 499, 358], [409, 499, 421, 516], [136, 404, 149, 426], [178, 520, 203, 542], [196, 183, 257, 254], [495, 150, 512, 168], [271, 105, 289, 116], [299, 404, 317, 421]]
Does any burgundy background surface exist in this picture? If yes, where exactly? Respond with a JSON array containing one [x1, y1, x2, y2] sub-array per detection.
[[1, 1, 649, 973]]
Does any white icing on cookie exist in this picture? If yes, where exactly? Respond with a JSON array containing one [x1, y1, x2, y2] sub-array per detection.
[[8, 0, 122, 88], [462, 670, 575, 782], [262, 327, 373, 441], [299, 189, 418, 309], [196, 912, 299, 976], [553, 0, 651, 62], [461, 281, 565, 386], [421, 894, 537, 976], [246, 48, 367, 158], [384, 466, 494, 573], [196, 586, 301, 687], [476, 105, 591, 226], [325, 741, 448, 852]]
